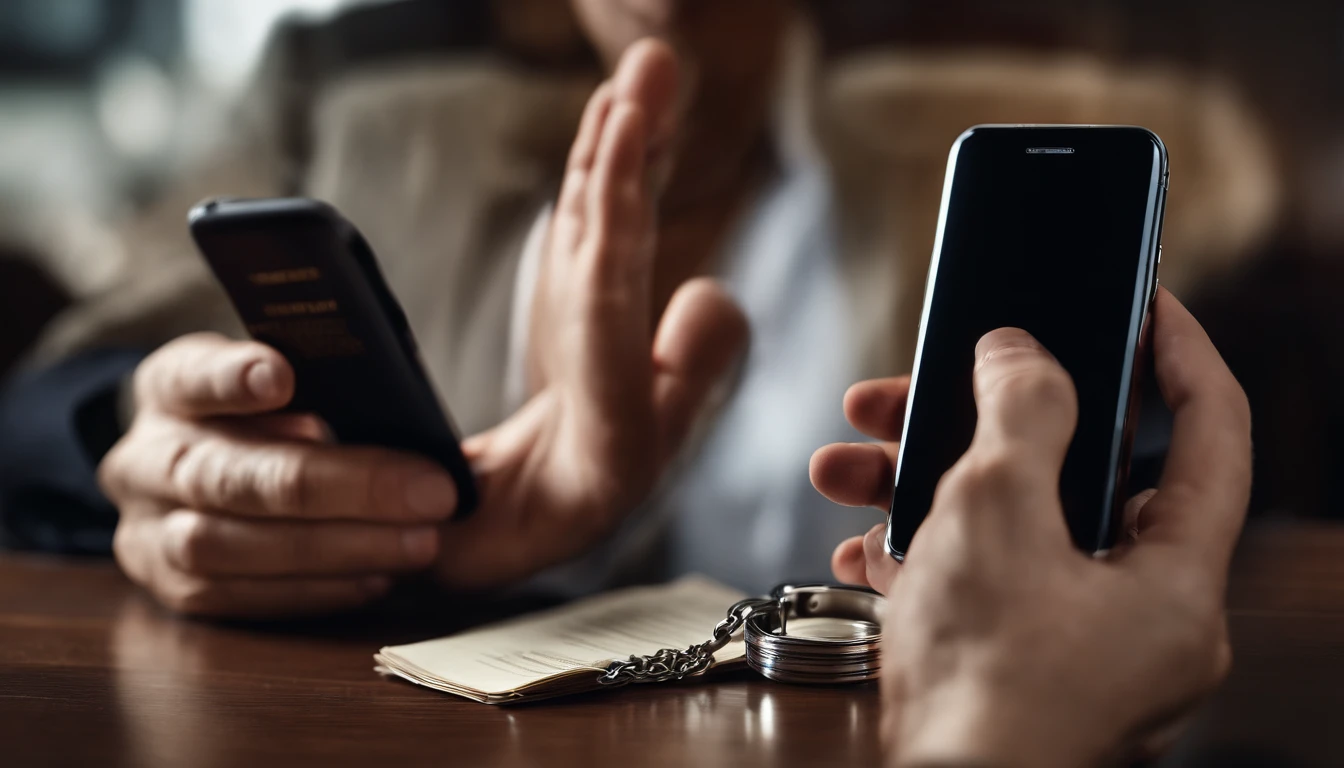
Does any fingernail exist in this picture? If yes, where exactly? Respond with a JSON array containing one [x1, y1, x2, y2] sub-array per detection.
[[246, 361, 280, 401], [401, 527, 439, 563], [403, 472, 457, 520], [363, 575, 392, 595]]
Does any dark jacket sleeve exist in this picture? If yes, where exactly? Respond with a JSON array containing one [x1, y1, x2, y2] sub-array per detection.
[[0, 348, 145, 554], [0, 23, 312, 556]]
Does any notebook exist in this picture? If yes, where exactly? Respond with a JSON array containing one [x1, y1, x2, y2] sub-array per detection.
[[375, 576, 749, 704]]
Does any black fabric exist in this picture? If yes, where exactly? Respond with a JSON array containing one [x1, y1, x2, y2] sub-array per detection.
[[274, 0, 493, 92], [313, 0, 492, 73], [0, 347, 145, 554], [1188, 242, 1344, 519], [0, 252, 71, 381]]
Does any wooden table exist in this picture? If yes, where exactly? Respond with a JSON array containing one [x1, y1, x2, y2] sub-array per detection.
[[2, 522, 1342, 767]]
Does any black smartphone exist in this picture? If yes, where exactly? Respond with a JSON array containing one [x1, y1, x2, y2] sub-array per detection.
[[188, 197, 479, 517], [886, 125, 1167, 559]]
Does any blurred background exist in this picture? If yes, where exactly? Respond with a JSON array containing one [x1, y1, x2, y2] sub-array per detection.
[[0, 0, 1340, 520]]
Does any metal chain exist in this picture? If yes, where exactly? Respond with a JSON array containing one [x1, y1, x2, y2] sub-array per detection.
[[597, 597, 777, 687]]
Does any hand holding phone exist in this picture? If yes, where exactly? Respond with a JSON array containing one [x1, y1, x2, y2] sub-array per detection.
[[810, 124, 1250, 763], [98, 332, 460, 617], [96, 197, 477, 619], [813, 289, 1252, 764], [102, 40, 745, 617], [189, 197, 479, 516]]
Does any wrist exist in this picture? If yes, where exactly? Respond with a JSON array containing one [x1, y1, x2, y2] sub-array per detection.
[[890, 679, 1114, 768]]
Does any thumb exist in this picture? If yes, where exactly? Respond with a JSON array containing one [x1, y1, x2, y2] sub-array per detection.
[[970, 327, 1077, 471], [651, 278, 748, 460], [136, 332, 294, 418]]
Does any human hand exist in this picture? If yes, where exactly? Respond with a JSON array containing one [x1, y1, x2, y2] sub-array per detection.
[[811, 288, 1252, 766], [431, 39, 747, 589], [100, 333, 459, 618]]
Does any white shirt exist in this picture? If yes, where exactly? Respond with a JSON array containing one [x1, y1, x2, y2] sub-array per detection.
[[661, 155, 873, 594], [502, 22, 882, 596]]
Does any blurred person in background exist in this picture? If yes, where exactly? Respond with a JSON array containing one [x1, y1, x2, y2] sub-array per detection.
[[0, 0, 1277, 617]]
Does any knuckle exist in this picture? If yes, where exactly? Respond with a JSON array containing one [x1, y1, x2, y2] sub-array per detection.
[[166, 436, 204, 500], [102, 418, 187, 504], [997, 366, 1076, 410], [97, 441, 132, 500], [162, 510, 217, 574], [930, 466, 969, 515], [941, 454, 1020, 506], [177, 440, 241, 510], [263, 453, 310, 514]]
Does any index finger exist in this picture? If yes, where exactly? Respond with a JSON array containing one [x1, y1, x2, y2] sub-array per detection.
[[842, 376, 911, 442], [1135, 288, 1252, 570], [123, 425, 457, 523]]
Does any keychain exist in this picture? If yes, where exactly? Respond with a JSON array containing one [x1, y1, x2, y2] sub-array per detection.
[[597, 583, 884, 687]]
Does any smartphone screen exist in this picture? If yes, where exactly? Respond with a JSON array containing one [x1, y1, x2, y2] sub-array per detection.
[[887, 126, 1166, 558]]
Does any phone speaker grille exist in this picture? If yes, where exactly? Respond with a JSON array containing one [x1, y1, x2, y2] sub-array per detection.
[[1026, 147, 1075, 155]]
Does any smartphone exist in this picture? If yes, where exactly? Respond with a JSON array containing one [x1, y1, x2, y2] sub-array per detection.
[[188, 197, 479, 517], [886, 125, 1167, 559]]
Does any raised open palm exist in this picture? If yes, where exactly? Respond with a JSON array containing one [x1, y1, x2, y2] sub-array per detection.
[[433, 39, 747, 589]]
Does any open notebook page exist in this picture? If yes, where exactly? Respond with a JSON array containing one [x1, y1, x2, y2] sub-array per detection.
[[376, 576, 749, 704]]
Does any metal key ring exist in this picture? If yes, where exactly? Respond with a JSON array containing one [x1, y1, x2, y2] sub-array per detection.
[[598, 583, 884, 688], [745, 584, 885, 684]]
